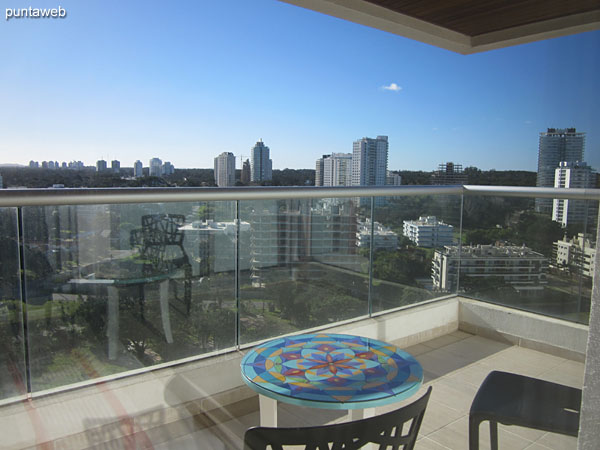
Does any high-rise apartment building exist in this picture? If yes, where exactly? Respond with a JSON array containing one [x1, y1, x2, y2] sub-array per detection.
[[111, 160, 120, 173], [149, 158, 162, 177], [162, 161, 174, 176], [352, 136, 388, 187], [431, 162, 467, 185], [535, 128, 585, 213], [214, 152, 236, 187], [241, 159, 251, 184], [96, 160, 107, 172], [552, 161, 596, 227], [133, 160, 143, 178], [352, 136, 388, 205], [315, 156, 325, 186], [316, 153, 353, 187], [250, 139, 272, 182], [324, 153, 353, 187]]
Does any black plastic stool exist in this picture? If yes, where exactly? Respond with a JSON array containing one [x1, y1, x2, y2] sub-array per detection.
[[469, 370, 581, 450]]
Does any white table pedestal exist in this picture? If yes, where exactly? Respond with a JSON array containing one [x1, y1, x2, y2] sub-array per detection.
[[259, 395, 278, 427]]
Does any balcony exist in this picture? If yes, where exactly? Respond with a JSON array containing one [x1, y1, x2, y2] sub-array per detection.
[[0, 185, 597, 449]]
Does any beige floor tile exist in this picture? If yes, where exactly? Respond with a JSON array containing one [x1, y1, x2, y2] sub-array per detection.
[[537, 360, 584, 389], [421, 334, 464, 350], [498, 424, 546, 442], [428, 378, 479, 414], [523, 443, 554, 450], [417, 399, 464, 436], [153, 427, 230, 450], [405, 343, 434, 356], [416, 436, 453, 449], [500, 346, 566, 372], [449, 330, 473, 340], [440, 336, 511, 364], [535, 431, 578, 450], [429, 416, 533, 450], [479, 352, 548, 378], [418, 349, 476, 378], [444, 363, 495, 388]]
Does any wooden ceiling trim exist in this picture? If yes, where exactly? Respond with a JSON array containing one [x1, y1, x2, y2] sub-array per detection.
[[364, 0, 600, 36]]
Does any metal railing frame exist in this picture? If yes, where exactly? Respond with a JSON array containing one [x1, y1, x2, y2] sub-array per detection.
[[1, 184, 599, 397], [0, 185, 598, 207]]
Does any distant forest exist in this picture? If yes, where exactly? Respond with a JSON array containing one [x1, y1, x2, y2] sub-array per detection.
[[1, 165, 598, 189]]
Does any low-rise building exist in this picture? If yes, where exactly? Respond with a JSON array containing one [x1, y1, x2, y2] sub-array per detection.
[[553, 233, 596, 278], [403, 216, 454, 248], [356, 219, 398, 250], [432, 244, 548, 293]]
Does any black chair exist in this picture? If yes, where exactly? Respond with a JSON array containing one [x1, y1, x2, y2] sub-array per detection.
[[130, 214, 192, 314], [469, 370, 581, 450], [244, 386, 432, 450]]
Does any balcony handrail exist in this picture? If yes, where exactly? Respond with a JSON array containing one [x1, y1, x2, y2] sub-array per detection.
[[0, 185, 598, 207]]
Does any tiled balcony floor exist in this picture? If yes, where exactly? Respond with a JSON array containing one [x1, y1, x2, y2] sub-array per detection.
[[154, 331, 584, 450]]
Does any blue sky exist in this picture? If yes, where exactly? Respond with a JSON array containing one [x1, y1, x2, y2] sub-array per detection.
[[1, 0, 599, 171]]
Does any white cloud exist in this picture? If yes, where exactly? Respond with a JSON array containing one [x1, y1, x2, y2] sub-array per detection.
[[381, 82, 402, 92]]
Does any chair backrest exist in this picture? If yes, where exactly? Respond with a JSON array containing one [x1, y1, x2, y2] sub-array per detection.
[[244, 386, 432, 450], [130, 214, 190, 273]]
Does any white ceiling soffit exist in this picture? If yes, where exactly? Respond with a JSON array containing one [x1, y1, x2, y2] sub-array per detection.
[[278, 0, 600, 54]]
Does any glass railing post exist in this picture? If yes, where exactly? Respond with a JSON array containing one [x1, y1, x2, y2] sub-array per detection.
[[368, 196, 375, 317], [235, 200, 241, 349], [456, 193, 464, 294], [16, 206, 32, 395]]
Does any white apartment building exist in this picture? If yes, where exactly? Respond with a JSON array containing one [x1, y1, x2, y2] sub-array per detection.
[[315, 156, 325, 186], [535, 128, 585, 213], [96, 160, 107, 172], [552, 161, 595, 227], [403, 216, 454, 248], [133, 160, 143, 178], [149, 157, 162, 177], [352, 136, 389, 206], [324, 153, 353, 186], [352, 136, 388, 186], [162, 161, 175, 176], [386, 171, 402, 186], [553, 233, 596, 278], [214, 152, 236, 187], [432, 244, 548, 293], [356, 218, 398, 250]]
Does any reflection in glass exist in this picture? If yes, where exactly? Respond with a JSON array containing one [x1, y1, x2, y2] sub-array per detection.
[[0, 208, 26, 401], [370, 195, 462, 313], [22, 202, 236, 392], [239, 198, 369, 344], [455, 196, 597, 324]]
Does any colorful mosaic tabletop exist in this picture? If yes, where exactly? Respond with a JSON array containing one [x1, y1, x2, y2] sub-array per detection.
[[241, 333, 423, 410]]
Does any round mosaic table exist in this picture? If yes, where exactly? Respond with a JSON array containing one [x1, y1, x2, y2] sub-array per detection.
[[240, 333, 423, 426]]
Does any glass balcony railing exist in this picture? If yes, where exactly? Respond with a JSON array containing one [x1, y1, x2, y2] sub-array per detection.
[[0, 185, 597, 402]]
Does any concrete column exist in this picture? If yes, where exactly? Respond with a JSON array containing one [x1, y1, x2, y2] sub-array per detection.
[[578, 211, 600, 449]]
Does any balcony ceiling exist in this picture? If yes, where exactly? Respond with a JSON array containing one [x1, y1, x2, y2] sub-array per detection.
[[279, 0, 600, 54]]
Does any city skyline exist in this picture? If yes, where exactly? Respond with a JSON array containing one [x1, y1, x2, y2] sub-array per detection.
[[1, 0, 599, 171]]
